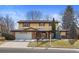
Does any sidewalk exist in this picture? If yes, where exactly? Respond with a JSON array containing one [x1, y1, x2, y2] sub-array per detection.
[[0, 41, 29, 48]]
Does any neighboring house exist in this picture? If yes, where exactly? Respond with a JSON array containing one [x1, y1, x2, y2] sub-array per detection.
[[75, 27, 79, 39], [60, 29, 68, 39], [59, 28, 79, 39], [11, 20, 59, 40]]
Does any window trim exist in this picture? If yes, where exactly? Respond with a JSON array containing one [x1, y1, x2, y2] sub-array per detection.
[[23, 23, 30, 27], [39, 23, 45, 26], [49, 23, 51, 26]]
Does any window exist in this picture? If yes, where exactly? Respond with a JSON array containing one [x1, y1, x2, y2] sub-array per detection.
[[23, 23, 30, 27], [49, 23, 51, 26], [39, 23, 45, 26]]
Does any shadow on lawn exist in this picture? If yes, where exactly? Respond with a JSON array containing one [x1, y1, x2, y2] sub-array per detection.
[[36, 39, 61, 47], [37, 41, 48, 47]]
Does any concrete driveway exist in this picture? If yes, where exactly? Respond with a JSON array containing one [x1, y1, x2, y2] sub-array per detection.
[[0, 41, 29, 48]]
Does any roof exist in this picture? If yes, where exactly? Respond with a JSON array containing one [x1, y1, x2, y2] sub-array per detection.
[[38, 28, 51, 31], [11, 28, 69, 32], [18, 20, 59, 23], [11, 27, 51, 32], [11, 27, 38, 32]]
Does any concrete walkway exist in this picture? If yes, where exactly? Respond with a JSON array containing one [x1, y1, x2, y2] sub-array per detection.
[[0, 41, 29, 48]]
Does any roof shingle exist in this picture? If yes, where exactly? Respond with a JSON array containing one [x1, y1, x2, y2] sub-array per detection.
[[18, 20, 59, 23]]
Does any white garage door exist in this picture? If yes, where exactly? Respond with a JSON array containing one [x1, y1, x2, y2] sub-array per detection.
[[15, 32, 32, 40]]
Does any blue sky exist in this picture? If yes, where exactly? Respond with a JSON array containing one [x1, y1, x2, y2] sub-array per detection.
[[0, 5, 79, 29]]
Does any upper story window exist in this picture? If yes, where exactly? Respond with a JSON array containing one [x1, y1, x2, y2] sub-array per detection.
[[23, 23, 30, 27], [49, 23, 51, 26], [39, 23, 45, 26]]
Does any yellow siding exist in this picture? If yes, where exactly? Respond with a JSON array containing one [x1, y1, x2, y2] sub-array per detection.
[[29, 23, 51, 30], [19, 23, 23, 28], [44, 23, 51, 30], [19, 22, 58, 30], [30, 23, 39, 29]]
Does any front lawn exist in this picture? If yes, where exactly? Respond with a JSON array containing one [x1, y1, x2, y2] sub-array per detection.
[[28, 40, 79, 48]]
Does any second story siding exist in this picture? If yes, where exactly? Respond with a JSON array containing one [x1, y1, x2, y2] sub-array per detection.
[[18, 20, 58, 30]]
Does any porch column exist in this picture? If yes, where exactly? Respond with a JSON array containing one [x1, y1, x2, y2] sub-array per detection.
[[49, 32, 51, 46], [46, 32, 49, 39]]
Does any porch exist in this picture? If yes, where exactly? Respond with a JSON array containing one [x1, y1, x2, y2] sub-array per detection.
[[32, 31, 51, 39]]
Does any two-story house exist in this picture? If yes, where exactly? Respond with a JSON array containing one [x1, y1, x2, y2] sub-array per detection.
[[11, 20, 59, 40]]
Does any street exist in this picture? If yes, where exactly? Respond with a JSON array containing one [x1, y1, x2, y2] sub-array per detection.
[[0, 48, 79, 53]]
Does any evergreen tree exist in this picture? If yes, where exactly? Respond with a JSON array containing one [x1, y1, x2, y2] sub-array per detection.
[[51, 18, 56, 39], [68, 22, 77, 45], [62, 6, 75, 29], [68, 22, 77, 39], [62, 5, 77, 39]]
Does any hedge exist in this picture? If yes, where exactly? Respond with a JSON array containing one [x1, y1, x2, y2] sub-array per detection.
[[2, 32, 15, 40]]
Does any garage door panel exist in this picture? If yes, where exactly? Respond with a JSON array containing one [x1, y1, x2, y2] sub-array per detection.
[[15, 32, 32, 40]]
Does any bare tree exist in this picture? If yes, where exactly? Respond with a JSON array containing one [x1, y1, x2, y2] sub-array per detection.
[[26, 10, 42, 20], [0, 16, 7, 33], [0, 15, 14, 33], [4, 15, 14, 33], [45, 15, 51, 20]]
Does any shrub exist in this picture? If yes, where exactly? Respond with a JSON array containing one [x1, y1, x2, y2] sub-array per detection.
[[68, 39, 77, 45], [2, 32, 15, 40]]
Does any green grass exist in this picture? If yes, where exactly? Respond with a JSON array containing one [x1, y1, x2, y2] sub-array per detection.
[[28, 40, 79, 48]]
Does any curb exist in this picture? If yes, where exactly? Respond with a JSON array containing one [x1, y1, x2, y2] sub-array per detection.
[[0, 47, 79, 51]]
